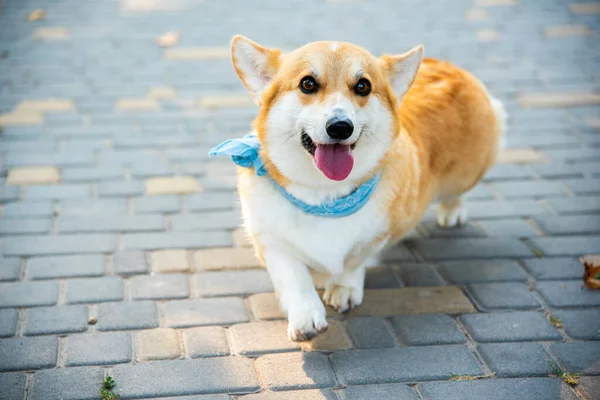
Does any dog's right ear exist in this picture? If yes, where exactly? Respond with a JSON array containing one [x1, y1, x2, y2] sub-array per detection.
[[231, 35, 282, 105]]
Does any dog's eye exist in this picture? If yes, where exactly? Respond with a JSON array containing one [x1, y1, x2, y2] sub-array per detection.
[[300, 76, 318, 94], [354, 79, 371, 96]]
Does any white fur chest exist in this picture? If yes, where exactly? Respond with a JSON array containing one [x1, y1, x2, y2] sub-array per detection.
[[239, 172, 390, 276]]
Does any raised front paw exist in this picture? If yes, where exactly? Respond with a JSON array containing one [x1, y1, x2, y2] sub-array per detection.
[[323, 284, 364, 313], [286, 297, 328, 341]]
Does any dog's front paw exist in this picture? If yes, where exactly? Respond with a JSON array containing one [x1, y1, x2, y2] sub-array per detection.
[[323, 284, 364, 313], [286, 297, 328, 341]]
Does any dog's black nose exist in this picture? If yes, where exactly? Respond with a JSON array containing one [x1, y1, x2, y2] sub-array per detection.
[[326, 118, 354, 140]]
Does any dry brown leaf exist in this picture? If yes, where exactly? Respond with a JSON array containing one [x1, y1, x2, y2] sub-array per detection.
[[157, 31, 179, 47], [583, 261, 600, 290], [28, 9, 46, 22]]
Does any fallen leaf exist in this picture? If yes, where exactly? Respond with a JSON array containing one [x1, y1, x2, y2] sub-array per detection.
[[583, 261, 600, 290], [157, 31, 179, 47], [27, 9, 46, 22]]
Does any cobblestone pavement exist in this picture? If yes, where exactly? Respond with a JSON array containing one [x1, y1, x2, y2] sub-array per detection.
[[1, 0, 600, 399]]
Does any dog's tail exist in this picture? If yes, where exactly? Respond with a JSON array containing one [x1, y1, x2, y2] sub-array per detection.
[[489, 95, 508, 150]]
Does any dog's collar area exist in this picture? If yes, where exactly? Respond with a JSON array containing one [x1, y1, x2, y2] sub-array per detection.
[[208, 134, 381, 218]]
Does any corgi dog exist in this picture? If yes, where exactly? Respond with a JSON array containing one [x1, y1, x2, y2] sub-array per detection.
[[213, 35, 506, 342]]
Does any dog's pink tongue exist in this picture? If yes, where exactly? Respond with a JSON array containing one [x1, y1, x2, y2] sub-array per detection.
[[314, 144, 354, 181]]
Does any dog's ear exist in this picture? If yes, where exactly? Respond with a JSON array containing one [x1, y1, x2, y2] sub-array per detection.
[[231, 35, 282, 105], [379, 45, 424, 99]]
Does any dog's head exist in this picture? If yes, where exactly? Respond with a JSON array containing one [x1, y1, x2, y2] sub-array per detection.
[[231, 35, 423, 187]]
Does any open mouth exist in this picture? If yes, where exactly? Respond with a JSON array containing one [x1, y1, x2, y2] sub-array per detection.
[[301, 132, 356, 181]]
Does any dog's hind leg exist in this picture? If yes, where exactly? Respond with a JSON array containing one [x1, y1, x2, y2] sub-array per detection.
[[437, 196, 467, 228]]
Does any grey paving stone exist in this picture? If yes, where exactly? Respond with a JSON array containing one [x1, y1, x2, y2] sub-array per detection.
[[346, 317, 397, 349], [113, 251, 149, 275], [57, 215, 165, 233], [0, 258, 21, 282], [547, 197, 600, 215], [64, 332, 132, 366], [419, 377, 578, 400], [578, 376, 600, 400], [0, 372, 27, 400], [550, 342, 600, 374], [98, 180, 144, 197], [529, 236, 600, 256], [229, 321, 300, 356], [112, 358, 260, 398], [439, 260, 527, 284], [477, 219, 539, 237], [184, 326, 230, 358], [131, 162, 175, 178], [97, 301, 159, 331], [381, 245, 416, 262], [130, 274, 190, 300], [477, 342, 552, 377], [194, 270, 273, 297], [394, 263, 446, 286], [202, 176, 237, 191], [25, 184, 91, 200], [24, 305, 88, 336], [339, 384, 419, 400], [256, 352, 337, 390], [419, 221, 486, 238], [65, 277, 124, 304], [534, 215, 600, 235], [0, 186, 19, 203], [2, 201, 53, 219], [241, 390, 335, 400], [468, 282, 541, 310], [145, 396, 233, 400], [492, 181, 566, 199], [564, 178, 600, 196], [536, 281, 600, 307], [29, 366, 105, 400], [0, 219, 52, 235], [460, 311, 561, 342], [408, 238, 533, 261], [0, 281, 58, 307], [484, 165, 533, 181], [552, 309, 600, 340], [59, 199, 128, 217], [3, 152, 94, 168], [364, 266, 404, 289], [3, 234, 117, 256], [391, 314, 465, 346], [61, 166, 124, 183], [0, 336, 58, 371], [0, 309, 19, 337], [532, 163, 585, 179], [163, 298, 249, 328], [122, 232, 232, 250], [187, 193, 236, 212], [521, 257, 584, 280], [135, 195, 181, 214], [27, 254, 105, 279], [331, 345, 482, 385], [170, 211, 242, 231], [466, 200, 549, 220]]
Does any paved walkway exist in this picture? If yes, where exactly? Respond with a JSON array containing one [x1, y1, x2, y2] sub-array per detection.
[[1, 0, 600, 399]]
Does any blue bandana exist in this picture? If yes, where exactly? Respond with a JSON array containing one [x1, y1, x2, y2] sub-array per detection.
[[208, 134, 381, 218]]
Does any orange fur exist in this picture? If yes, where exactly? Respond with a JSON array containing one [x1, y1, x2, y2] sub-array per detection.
[[384, 58, 502, 241]]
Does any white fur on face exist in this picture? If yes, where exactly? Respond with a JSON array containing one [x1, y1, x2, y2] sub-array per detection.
[[265, 89, 394, 198]]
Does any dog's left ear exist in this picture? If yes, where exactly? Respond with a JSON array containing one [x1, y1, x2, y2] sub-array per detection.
[[231, 35, 282, 105], [379, 45, 424, 99]]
